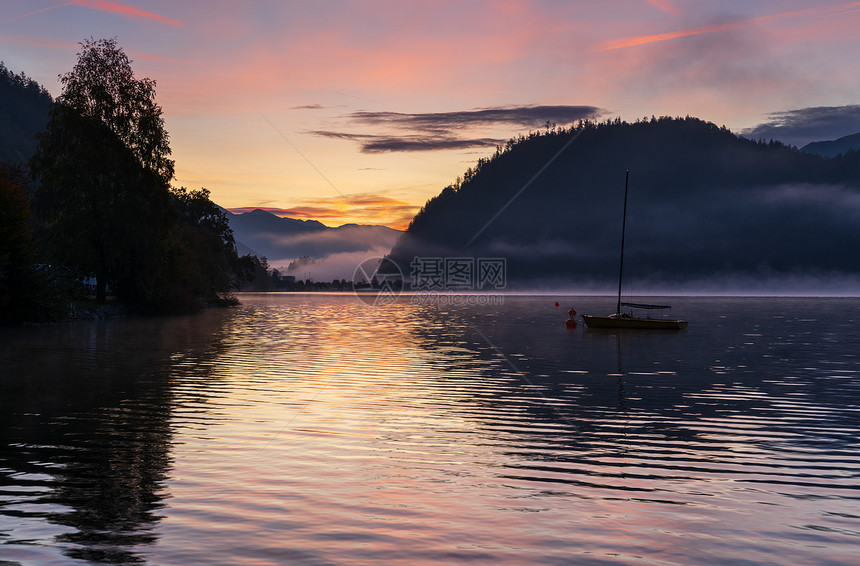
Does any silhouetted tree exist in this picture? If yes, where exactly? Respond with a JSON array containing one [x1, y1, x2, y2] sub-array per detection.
[[0, 166, 36, 323], [30, 38, 175, 303], [236, 255, 275, 291], [158, 187, 242, 309], [0, 165, 70, 323]]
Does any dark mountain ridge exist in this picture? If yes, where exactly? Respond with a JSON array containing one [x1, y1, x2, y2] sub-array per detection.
[[228, 208, 327, 238], [386, 116, 860, 289], [0, 62, 52, 164], [801, 132, 860, 158], [226, 208, 401, 264]]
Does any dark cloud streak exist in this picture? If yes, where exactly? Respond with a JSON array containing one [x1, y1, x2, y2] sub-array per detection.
[[307, 130, 506, 153], [363, 136, 505, 153], [350, 105, 606, 131], [307, 104, 605, 153]]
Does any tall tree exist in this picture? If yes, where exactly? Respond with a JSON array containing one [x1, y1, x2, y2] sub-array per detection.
[[31, 38, 175, 303]]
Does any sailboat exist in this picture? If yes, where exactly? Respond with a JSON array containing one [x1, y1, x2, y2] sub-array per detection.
[[581, 171, 688, 330]]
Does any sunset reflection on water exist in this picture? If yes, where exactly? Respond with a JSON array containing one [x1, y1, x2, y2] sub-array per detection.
[[1, 294, 859, 565]]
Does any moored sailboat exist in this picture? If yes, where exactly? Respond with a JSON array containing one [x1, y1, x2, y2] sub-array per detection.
[[581, 171, 688, 330]]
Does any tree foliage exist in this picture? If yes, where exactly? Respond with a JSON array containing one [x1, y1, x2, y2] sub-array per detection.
[[0, 166, 35, 323], [29, 38, 242, 312], [0, 165, 69, 324], [157, 187, 245, 310], [31, 38, 176, 304], [56, 38, 174, 184], [235, 254, 274, 291]]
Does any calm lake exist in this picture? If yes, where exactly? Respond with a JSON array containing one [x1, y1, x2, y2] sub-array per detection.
[[1, 294, 859, 565]]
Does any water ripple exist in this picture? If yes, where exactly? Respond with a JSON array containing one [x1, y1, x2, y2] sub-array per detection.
[[2, 295, 860, 565]]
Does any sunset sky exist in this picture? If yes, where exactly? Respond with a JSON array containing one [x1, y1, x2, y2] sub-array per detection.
[[3, 0, 860, 228]]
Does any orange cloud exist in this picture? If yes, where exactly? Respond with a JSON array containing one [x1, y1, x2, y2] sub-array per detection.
[[228, 193, 419, 230], [597, 21, 745, 51], [596, 1, 860, 51]]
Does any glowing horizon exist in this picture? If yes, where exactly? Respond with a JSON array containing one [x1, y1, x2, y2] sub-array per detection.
[[225, 201, 416, 231], [3, 0, 860, 228]]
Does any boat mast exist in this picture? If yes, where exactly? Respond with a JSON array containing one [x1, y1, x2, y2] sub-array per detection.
[[616, 170, 629, 315]]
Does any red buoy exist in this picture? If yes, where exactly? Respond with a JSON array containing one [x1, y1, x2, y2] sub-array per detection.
[[568, 309, 577, 316], [565, 318, 577, 328], [555, 302, 560, 307]]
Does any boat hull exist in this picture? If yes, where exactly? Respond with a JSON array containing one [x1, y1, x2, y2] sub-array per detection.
[[582, 314, 688, 330]]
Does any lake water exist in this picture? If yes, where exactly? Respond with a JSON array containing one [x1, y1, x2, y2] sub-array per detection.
[[1, 294, 859, 565]]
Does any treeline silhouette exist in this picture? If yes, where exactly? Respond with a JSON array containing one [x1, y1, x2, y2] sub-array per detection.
[[0, 62, 52, 164], [0, 45, 251, 324], [387, 116, 860, 287]]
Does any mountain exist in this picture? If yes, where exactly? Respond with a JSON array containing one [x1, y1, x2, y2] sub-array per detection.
[[226, 208, 402, 277], [801, 132, 860, 158], [0, 63, 52, 164], [385, 116, 860, 291], [227, 208, 327, 254]]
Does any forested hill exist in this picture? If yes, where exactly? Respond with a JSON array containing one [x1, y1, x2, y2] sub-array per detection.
[[386, 116, 860, 289], [0, 63, 52, 164]]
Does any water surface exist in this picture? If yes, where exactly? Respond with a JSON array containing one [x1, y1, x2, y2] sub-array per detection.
[[1, 294, 859, 564]]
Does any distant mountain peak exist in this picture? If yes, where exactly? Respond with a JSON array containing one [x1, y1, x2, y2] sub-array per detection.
[[800, 132, 860, 157], [228, 207, 328, 228], [224, 205, 402, 264]]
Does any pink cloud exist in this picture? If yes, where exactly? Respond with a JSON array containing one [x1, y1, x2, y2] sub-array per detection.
[[644, 0, 678, 16], [153, 1, 560, 114], [4, 0, 182, 27], [75, 0, 183, 27]]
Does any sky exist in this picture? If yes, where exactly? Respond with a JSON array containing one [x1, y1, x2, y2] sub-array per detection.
[[3, 0, 860, 229]]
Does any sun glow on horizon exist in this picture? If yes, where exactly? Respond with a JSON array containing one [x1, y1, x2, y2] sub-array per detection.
[[3, 0, 860, 228]]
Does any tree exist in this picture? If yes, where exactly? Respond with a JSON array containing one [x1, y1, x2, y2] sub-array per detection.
[[30, 38, 175, 303], [0, 166, 35, 323], [236, 255, 274, 291], [0, 165, 69, 324], [159, 187, 243, 309], [55, 39, 173, 184]]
